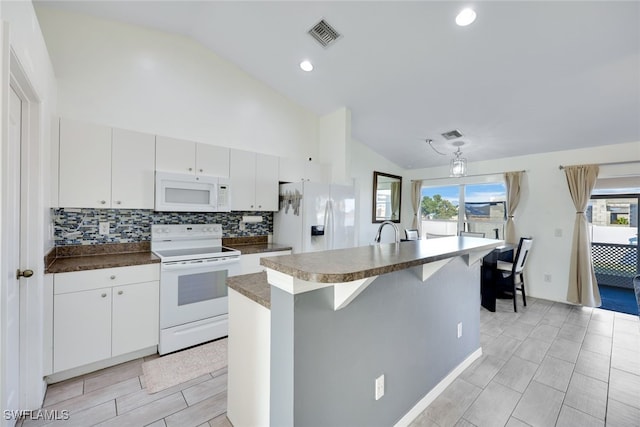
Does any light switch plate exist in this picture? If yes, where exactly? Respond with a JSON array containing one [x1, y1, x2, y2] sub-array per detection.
[[99, 222, 109, 235]]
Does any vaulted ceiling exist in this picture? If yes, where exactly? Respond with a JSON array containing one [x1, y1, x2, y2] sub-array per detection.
[[36, 1, 640, 169]]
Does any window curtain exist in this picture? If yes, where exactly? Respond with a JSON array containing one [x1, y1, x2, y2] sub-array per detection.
[[504, 171, 523, 244], [411, 180, 423, 232], [390, 182, 400, 220], [564, 164, 601, 307]]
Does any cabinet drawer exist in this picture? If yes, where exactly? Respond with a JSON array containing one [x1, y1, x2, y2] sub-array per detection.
[[55, 264, 160, 294]]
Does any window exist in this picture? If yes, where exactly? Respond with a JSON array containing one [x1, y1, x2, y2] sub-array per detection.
[[421, 181, 507, 239]]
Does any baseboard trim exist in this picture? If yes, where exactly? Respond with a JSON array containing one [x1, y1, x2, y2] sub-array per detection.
[[45, 346, 157, 384], [394, 347, 483, 427]]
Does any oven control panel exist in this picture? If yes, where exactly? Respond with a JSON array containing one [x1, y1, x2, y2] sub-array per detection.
[[151, 224, 223, 240]]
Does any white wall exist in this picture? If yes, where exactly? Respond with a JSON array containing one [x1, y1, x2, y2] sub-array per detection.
[[404, 141, 640, 303], [318, 107, 351, 185], [1, 0, 57, 411], [350, 138, 405, 246], [34, 6, 318, 159]]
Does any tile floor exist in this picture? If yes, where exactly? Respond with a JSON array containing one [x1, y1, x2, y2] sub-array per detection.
[[20, 296, 640, 427], [411, 296, 640, 427]]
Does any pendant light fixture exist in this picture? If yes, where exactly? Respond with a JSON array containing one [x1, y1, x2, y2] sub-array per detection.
[[450, 146, 467, 177], [425, 138, 469, 177]]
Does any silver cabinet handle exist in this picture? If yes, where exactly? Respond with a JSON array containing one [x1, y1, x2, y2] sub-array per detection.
[[117, 290, 123, 295], [199, 169, 203, 172], [110, 275, 116, 280], [258, 205, 262, 208], [115, 201, 122, 205], [188, 167, 193, 171], [100, 200, 106, 205], [101, 293, 107, 298]]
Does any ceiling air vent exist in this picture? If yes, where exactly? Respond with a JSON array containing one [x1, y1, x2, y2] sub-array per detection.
[[308, 19, 342, 48], [441, 129, 464, 140]]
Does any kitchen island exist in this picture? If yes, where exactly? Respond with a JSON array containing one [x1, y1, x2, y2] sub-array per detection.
[[227, 237, 502, 427]]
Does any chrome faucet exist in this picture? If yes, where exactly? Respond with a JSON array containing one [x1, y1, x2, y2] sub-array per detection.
[[374, 220, 400, 244]]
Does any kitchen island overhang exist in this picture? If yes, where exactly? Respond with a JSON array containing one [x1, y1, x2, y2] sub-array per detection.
[[235, 237, 502, 427]]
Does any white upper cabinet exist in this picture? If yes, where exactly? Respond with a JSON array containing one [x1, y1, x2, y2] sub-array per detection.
[[156, 136, 229, 177], [230, 149, 279, 211], [279, 157, 329, 183], [59, 118, 156, 209], [112, 128, 155, 209], [59, 118, 112, 208]]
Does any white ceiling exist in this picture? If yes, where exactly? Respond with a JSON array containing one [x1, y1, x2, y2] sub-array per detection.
[[36, 1, 640, 169]]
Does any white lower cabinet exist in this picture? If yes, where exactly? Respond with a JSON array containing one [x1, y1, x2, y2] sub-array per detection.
[[53, 264, 159, 373]]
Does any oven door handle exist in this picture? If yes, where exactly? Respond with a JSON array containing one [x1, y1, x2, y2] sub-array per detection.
[[161, 257, 239, 271]]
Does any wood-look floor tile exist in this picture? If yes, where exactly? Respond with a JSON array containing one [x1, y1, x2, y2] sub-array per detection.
[[482, 335, 522, 361], [116, 374, 211, 415], [164, 392, 226, 427], [145, 420, 166, 427], [607, 398, 640, 427], [540, 312, 569, 328], [502, 322, 535, 341], [83, 359, 144, 393], [47, 400, 116, 427], [555, 404, 603, 427], [612, 330, 640, 353], [208, 414, 232, 427], [591, 309, 615, 323], [408, 412, 440, 427], [463, 381, 521, 427], [42, 378, 84, 407], [452, 418, 477, 427], [44, 378, 141, 414], [505, 417, 530, 427], [512, 381, 564, 427], [422, 378, 481, 427], [564, 372, 608, 420], [564, 311, 592, 327], [608, 368, 640, 410], [182, 374, 228, 406], [94, 393, 186, 427]]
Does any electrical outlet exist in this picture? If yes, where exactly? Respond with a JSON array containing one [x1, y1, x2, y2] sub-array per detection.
[[99, 222, 110, 235], [375, 374, 385, 400], [544, 274, 552, 283], [457, 322, 463, 338]]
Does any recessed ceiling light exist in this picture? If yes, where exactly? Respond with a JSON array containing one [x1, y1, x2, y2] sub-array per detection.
[[456, 8, 477, 26], [300, 60, 313, 72]]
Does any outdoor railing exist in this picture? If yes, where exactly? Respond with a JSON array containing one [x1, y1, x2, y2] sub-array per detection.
[[592, 242, 638, 289]]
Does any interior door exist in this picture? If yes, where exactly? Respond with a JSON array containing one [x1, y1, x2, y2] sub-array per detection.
[[3, 85, 22, 423]]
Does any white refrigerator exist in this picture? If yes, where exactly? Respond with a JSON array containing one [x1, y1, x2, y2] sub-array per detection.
[[274, 182, 356, 253]]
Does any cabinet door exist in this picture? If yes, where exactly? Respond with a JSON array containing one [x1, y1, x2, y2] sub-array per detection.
[[255, 154, 279, 211], [278, 157, 305, 183], [53, 288, 111, 372], [112, 281, 159, 357], [112, 128, 156, 209], [230, 149, 256, 210], [196, 144, 230, 177], [156, 136, 196, 174], [59, 118, 112, 208]]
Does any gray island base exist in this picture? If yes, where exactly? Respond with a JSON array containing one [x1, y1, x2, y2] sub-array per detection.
[[227, 237, 502, 427]]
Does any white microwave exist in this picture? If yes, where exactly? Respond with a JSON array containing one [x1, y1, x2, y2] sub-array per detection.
[[155, 172, 230, 212]]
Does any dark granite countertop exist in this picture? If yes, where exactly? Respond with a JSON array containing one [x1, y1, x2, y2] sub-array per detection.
[[45, 242, 160, 274], [260, 237, 503, 284], [227, 272, 270, 309], [222, 236, 291, 255]]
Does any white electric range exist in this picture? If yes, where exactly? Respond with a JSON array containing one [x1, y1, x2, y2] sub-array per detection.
[[151, 224, 240, 354]]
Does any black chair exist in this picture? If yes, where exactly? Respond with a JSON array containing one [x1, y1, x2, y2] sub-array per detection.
[[404, 229, 420, 240], [495, 237, 533, 312]]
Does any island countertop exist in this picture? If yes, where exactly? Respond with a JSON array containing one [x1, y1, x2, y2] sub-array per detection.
[[260, 236, 502, 283]]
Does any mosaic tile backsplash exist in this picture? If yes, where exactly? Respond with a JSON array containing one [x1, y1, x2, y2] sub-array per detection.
[[52, 208, 274, 246]]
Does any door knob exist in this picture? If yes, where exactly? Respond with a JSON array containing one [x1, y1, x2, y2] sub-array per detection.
[[16, 269, 34, 279]]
